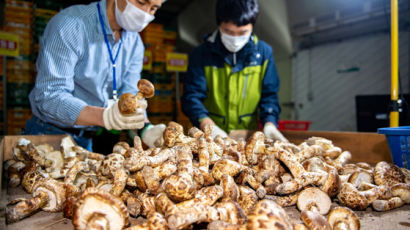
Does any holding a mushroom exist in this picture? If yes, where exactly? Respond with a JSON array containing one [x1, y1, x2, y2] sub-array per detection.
[[25, 77, 166, 152]]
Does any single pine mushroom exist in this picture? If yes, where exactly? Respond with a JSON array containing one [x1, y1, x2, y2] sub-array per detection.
[[301, 210, 331, 230], [212, 159, 243, 181], [337, 182, 388, 210], [245, 131, 265, 165], [6, 178, 67, 223], [391, 183, 410, 203], [73, 188, 129, 230], [374, 161, 405, 187], [162, 146, 195, 202], [297, 187, 331, 215], [327, 207, 360, 230], [372, 197, 404, 211], [118, 79, 154, 115]]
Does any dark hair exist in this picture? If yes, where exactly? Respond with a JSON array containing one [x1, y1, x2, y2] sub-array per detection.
[[216, 0, 259, 26]]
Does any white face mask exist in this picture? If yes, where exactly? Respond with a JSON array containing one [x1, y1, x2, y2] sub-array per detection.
[[220, 31, 251, 53], [115, 0, 155, 32]]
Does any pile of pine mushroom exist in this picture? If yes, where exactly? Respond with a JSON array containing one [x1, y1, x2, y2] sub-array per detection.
[[3, 122, 410, 230]]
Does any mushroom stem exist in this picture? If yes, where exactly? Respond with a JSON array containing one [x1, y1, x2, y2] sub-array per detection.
[[6, 191, 49, 223]]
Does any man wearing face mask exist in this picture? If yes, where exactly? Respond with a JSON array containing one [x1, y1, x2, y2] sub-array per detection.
[[181, 0, 288, 142], [24, 0, 167, 151]]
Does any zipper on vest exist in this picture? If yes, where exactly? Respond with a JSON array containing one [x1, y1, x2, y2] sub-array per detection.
[[242, 74, 249, 99]]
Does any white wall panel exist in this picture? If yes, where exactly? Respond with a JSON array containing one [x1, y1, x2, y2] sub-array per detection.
[[292, 32, 409, 131]]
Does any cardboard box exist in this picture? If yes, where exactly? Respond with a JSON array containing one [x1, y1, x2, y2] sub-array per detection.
[[0, 135, 72, 191]]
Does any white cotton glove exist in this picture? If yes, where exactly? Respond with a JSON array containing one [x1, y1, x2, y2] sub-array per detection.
[[263, 122, 289, 142], [141, 124, 166, 148], [211, 125, 228, 138], [103, 100, 147, 130]]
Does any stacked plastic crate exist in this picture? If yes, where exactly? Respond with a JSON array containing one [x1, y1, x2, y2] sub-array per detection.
[[2, 0, 34, 134], [140, 23, 178, 125]]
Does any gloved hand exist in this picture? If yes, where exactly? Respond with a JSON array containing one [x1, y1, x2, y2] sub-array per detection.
[[103, 99, 147, 130], [211, 125, 228, 138], [141, 123, 166, 148], [263, 122, 289, 142]]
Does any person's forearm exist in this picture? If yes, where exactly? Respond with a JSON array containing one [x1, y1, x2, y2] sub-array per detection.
[[75, 106, 105, 127]]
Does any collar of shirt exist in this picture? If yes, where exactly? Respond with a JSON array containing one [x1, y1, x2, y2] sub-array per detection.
[[97, 0, 127, 42]]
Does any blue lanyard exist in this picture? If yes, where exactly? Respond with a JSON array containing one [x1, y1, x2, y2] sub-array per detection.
[[97, 3, 122, 101]]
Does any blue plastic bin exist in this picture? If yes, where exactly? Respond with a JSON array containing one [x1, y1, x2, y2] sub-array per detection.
[[378, 126, 410, 169]]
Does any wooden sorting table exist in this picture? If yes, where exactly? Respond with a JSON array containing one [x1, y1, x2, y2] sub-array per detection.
[[1, 132, 409, 229]]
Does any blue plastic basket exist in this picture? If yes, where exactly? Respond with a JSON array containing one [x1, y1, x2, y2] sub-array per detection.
[[378, 126, 410, 169]]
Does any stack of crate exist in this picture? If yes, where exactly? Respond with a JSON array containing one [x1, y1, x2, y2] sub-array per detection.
[[140, 23, 180, 125], [2, 0, 34, 134]]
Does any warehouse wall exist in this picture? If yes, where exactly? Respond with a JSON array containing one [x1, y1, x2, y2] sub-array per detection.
[[292, 31, 410, 131], [177, 0, 294, 120]]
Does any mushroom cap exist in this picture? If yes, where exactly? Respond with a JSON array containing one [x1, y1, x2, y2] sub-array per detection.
[[211, 159, 242, 181], [337, 183, 368, 210], [162, 175, 195, 202], [118, 93, 138, 115], [297, 187, 331, 215], [137, 79, 155, 98], [32, 178, 66, 212], [100, 153, 125, 177], [327, 207, 360, 230], [374, 161, 405, 186], [391, 183, 410, 203], [247, 199, 293, 230], [301, 210, 331, 230], [348, 170, 373, 188], [214, 201, 247, 225], [321, 167, 341, 197], [73, 188, 129, 230]]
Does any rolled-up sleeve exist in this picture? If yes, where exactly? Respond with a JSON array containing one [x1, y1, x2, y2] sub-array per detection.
[[30, 15, 88, 127]]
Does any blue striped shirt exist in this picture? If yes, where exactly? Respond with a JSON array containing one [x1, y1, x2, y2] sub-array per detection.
[[29, 0, 144, 128]]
